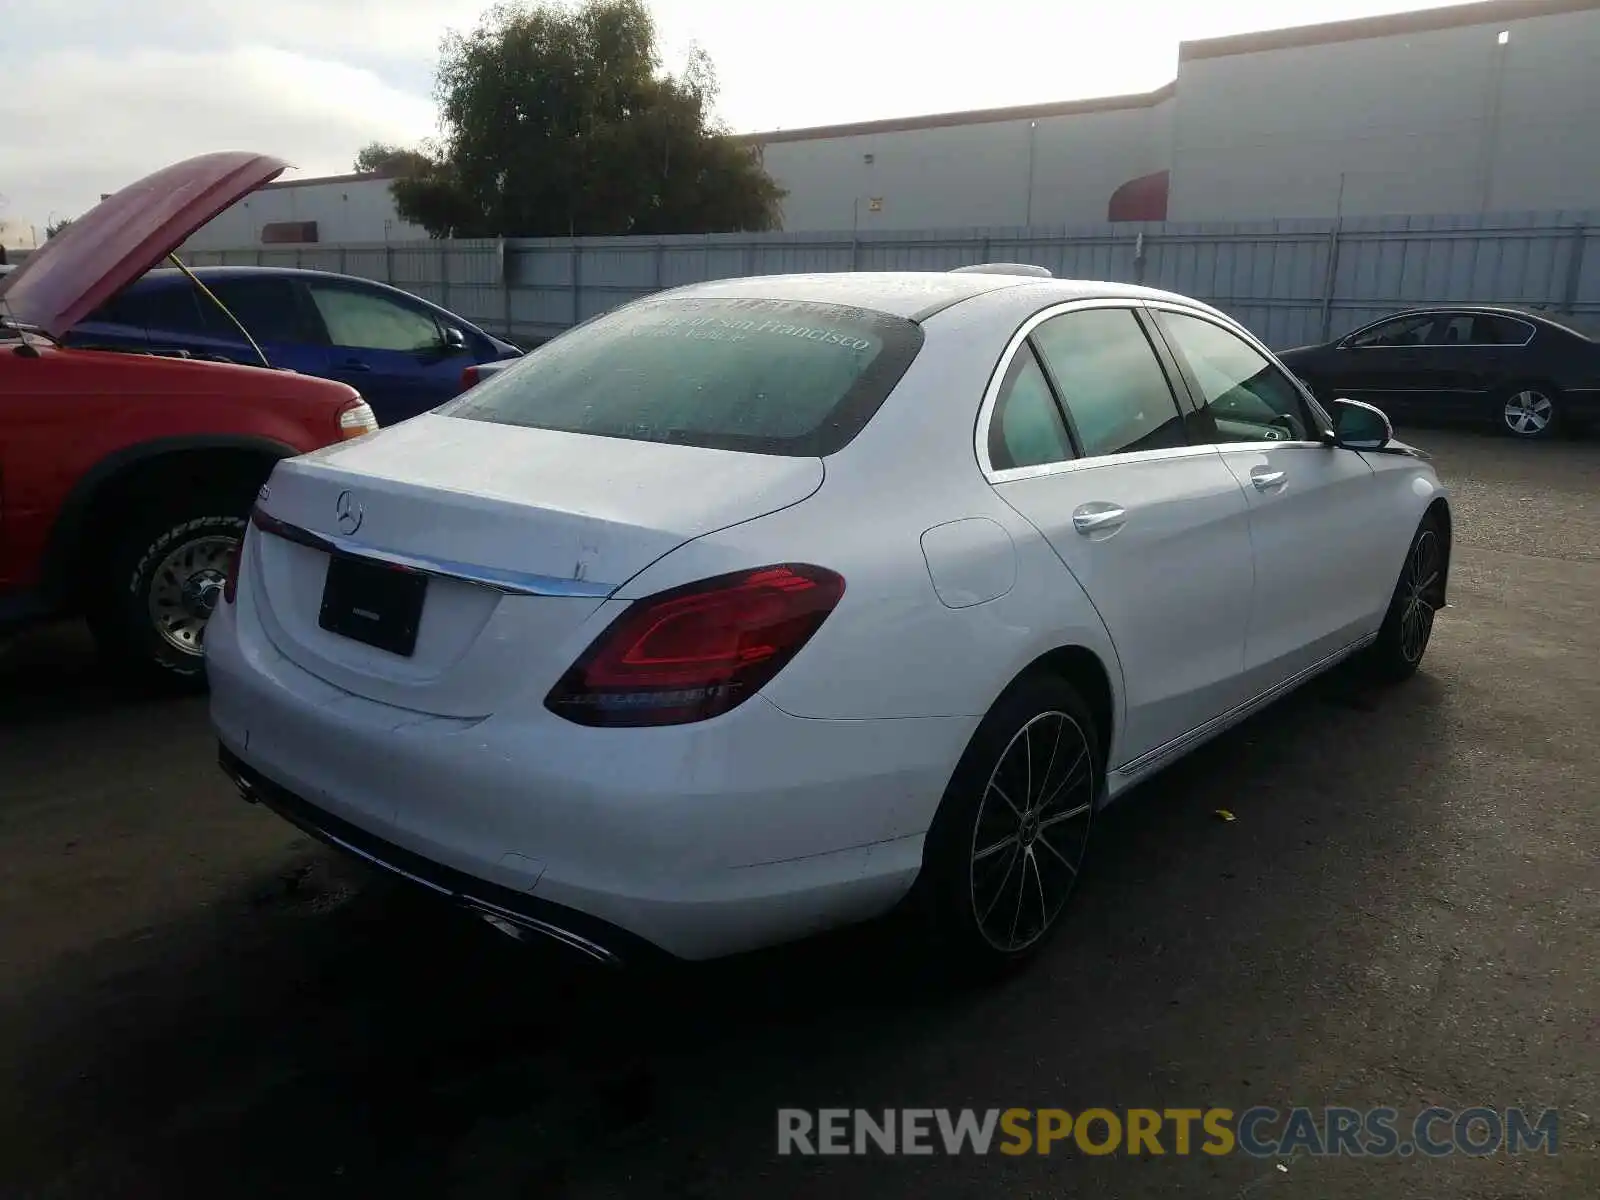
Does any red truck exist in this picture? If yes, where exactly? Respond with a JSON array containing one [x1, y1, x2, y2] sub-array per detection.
[[0, 152, 378, 687]]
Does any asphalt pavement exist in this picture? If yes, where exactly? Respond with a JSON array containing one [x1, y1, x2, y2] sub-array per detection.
[[1, 428, 1596, 1198]]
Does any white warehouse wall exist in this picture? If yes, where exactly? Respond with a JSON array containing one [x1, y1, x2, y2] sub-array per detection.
[[183, 175, 428, 249], [1167, 5, 1600, 220], [756, 97, 1172, 231], [1480, 8, 1600, 213], [174, 1, 1600, 243]]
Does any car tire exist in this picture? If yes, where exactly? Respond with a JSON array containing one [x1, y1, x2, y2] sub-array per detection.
[[915, 672, 1102, 977], [1497, 382, 1561, 440], [90, 509, 244, 692], [1365, 513, 1446, 683]]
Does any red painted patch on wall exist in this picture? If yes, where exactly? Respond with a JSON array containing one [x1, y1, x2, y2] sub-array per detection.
[[1108, 171, 1169, 223], [260, 221, 319, 244]]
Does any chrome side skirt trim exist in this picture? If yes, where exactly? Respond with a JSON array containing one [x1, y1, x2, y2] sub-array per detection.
[[251, 507, 615, 599], [1112, 633, 1379, 787]]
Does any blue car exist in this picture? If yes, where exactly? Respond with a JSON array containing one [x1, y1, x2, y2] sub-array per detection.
[[69, 266, 522, 426]]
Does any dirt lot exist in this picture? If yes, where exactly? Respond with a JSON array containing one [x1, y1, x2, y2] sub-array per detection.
[[2, 429, 1597, 1199]]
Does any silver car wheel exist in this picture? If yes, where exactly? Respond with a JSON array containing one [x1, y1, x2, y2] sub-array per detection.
[[1400, 529, 1442, 665], [1503, 390, 1554, 437], [969, 710, 1095, 953]]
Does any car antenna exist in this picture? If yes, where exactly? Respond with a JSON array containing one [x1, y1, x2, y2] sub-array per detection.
[[166, 252, 272, 369]]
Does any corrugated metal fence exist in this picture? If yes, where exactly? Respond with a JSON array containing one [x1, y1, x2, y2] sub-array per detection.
[[182, 210, 1600, 351]]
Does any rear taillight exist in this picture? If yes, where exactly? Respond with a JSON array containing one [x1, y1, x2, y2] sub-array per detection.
[[338, 398, 379, 440], [458, 365, 481, 394], [545, 564, 846, 727], [222, 539, 242, 605]]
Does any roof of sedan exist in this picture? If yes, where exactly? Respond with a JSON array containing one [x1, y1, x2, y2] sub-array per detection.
[[663, 272, 1183, 321], [145, 265, 371, 281], [1383, 303, 1597, 341], [1393, 303, 1560, 319]]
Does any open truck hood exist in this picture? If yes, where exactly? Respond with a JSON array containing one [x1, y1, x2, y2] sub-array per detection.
[[0, 152, 287, 339]]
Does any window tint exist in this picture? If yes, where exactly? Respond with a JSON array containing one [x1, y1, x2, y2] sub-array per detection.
[[1158, 311, 1315, 443], [1484, 316, 1534, 345], [209, 277, 317, 343], [988, 346, 1074, 470], [80, 292, 147, 328], [445, 296, 924, 457], [1030, 308, 1186, 458], [1434, 313, 1532, 346], [1348, 314, 1436, 347], [309, 284, 440, 352], [140, 284, 226, 338]]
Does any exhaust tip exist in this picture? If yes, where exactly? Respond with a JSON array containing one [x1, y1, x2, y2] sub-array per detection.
[[478, 911, 528, 943], [467, 901, 624, 967], [228, 772, 259, 804]]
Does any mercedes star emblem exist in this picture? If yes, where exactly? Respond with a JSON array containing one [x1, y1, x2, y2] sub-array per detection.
[[334, 490, 364, 536]]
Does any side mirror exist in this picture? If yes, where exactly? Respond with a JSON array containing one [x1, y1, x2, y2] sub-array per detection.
[[1330, 397, 1393, 450], [441, 326, 468, 354]]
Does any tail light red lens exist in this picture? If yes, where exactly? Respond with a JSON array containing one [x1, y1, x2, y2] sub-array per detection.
[[458, 365, 481, 394], [545, 564, 846, 727], [222, 538, 243, 605]]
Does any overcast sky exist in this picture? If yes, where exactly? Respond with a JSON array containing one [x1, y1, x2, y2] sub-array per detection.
[[2, 0, 1481, 229]]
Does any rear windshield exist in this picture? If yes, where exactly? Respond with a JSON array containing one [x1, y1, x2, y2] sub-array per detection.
[[442, 295, 924, 456]]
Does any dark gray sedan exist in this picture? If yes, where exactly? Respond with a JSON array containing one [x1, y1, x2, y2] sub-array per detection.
[[1278, 305, 1600, 439]]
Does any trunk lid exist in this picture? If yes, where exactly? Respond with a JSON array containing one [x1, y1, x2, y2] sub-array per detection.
[[246, 413, 825, 717], [0, 152, 287, 339]]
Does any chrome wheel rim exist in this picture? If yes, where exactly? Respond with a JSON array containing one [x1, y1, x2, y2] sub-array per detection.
[[1503, 390, 1553, 436], [969, 711, 1095, 953], [147, 534, 236, 656], [1400, 530, 1441, 665]]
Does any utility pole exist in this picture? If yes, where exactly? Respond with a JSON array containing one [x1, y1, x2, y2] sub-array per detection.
[[1480, 29, 1511, 214], [1025, 120, 1039, 227]]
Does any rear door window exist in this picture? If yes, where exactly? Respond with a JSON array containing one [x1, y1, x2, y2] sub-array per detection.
[[1430, 313, 1535, 346], [139, 284, 222, 337], [987, 347, 1075, 470], [1469, 315, 1534, 346], [444, 297, 924, 456], [1029, 307, 1187, 458], [80, 292, 149, 329], [205, 277, 319, 343]]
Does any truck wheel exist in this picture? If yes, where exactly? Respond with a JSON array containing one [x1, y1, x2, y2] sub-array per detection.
[[92, 510, 245, 691]]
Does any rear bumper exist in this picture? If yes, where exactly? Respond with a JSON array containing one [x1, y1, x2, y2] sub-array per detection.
[[218, 743, 658, 966], [206, 599, 969, 961]]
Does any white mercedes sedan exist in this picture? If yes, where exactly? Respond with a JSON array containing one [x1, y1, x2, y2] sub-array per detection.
[[208, 268, 1451, 971]]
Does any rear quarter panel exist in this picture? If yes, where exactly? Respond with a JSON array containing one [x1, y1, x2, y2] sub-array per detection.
[[1539, 327, 1600, 397], [607, 291, 1125, 736]]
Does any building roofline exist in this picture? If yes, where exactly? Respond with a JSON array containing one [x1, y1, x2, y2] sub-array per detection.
[[261, 170, 395, 191], [733, 0, 1600, 148], [1179, 0, 1600, 62], [732, 81, 1176, 145]]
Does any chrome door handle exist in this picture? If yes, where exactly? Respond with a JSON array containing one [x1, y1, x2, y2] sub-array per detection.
[[1251, 469, 1287, 491], [1072, 504, 1127, 535]]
